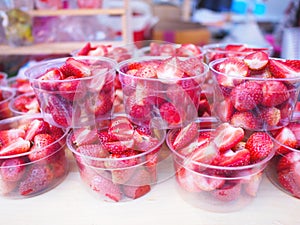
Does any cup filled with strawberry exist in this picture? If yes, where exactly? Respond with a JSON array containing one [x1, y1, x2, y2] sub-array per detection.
[[67, 114, 167, 202], [25, 56, 117, 128], [0, 114, 69, 198], [0, 86, 15, 120], [9, 92, 40, 115], [209, 51, 300, 131], [8, 76, 34, 96], [266, 118, 300, 199], [117, 56, 209, 129], [166, 120, 275, 212]]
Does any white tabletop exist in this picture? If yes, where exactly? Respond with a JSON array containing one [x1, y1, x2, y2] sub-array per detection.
[[1, 155, 300, 225]]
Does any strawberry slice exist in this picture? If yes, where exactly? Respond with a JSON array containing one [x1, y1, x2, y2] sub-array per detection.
[[176, 44, 202, 57], [0, 129, 25, 147], [87, 45, 109, 57], [58, 76, 86, 101], [76, 144, 109, 168], [276, 151, 300, 172], [122, 168, 152, 199], [159, 102, 181, 126], [212, 148, 251, 167], [243, 171, 263, 197], [260, 106, 281, 127], [102, 140, 134, 154], [156, 57, 184, 81], [132, 130, 161, 152], [172, 122, 199, 150], [134, 63, 157, 78], [28, 133, 62, 162], [230, 81, 263, 111], [274, 127, 297, 155], [0, 137, 31, 156], [243, 51, 269, 70], [287, 122, 300, 148], [216, 57, 249, 77], [213, 123, 244, 153], [190, 141, 218, 164], [230, 111, 260, 130], [277, 169, 300, 198], [268, 59, 300, 79], [225, 44, 246, 52], [108, 116, 135, 141], [175, 167, 202, 193], [60, 57, 91, 78], [194, 174, 225, 191], [150, 42, 176, 56], [261, 80, 290, 107], [76, 42, 92, 56], [38, 68, 64, 91], [214, 97, 234, 122], [24, 119, 50, 142], [72, 127, 99, 146], [0, 157, 26, 182], [245, 132, 274, 163]]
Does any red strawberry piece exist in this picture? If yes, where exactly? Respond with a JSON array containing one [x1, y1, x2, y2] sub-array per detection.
[[58, 76, 86, 101], [268, 59, 300, 79], [108, 116, 135, 141], [211, 181, 242, 201], [225, 44, 246, 52], [105, 150, 140, 184], [19, 164, 54, 196], [242, 171, 263, 197], [230, 81, 263, 111], [38, 68, 64, 91], [175, 167, 202, 192], [132, 129, 161, 152], [46, 95, 72, 127], [190, 141, 218, 164], [274, 127, 297, 155], [157, 57, 185, 80], [230, 111, 260, 130], [24, 119, 50, 142], [72, 127, 99, 146], [276, 151, 300, 172], [214, 97, 234, 122], [134, 124, 152, 136], [172, 122, 199, 150], [179, 57, 206, 77], [0, 137, 31, 156], [245, 132, 274, 163], [12, 94, 39, 113], [76, 42, 92, 56], [259, 106, 281, 127], [76, 144, 109, 168], [0, 129, 25, 147], [287, 122, 300, 148], [90, 172, 122, 202], [212, 148, 251, 167], [145, 151, 159, 182], [176, 77, 201, 107], [88, 45, 109, 57], [149, 42, 176, 56], [122, 168, 152, 199], [243, 51, 269, 70], [87, 91, 114, 117], [60, 57, 91, 78], [97, 130, 117, 144], [261, 80, 290, 107], [198, 94, 212, 117], [134, 63, 157, 78], [277, 169, 300, 198], [159, 102, 181, 126], [194, 174, 225, 191], [0, 157, 27, 182], [10, 78, 33, 95], [28, 133, 62, 162], [48, 125, 65, 143], [176, 44, 202, 57], [216, 57, 249, 77], [102, 140, 134, 154], [213, 122, 244, 153], [129, 102, 151, 123]]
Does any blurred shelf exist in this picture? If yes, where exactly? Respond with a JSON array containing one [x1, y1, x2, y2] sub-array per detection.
[[0, 0, 132, 56]]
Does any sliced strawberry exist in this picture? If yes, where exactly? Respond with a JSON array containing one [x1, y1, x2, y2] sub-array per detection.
[[230, 81, 263, 111], [90, 173, 122, 202], [58, 76, 86, 101], [0, 157, 27, 182], [214, 97, 234, 122], [225, 44, 246, 52], [230, 111, 260, 130], [97, 130, 117, 144], [0, 137, 31, 156], [213, 123, 244, 153], [198, 94, 212, 117], [76, 42, 92, 56], [159, 102, 181, 126], [216, 57, 249, 77], [243, 171, 263, 197], [175, 167, 202, 193], [102, 140, 134, 155], [211, 181, 242, 202], [259, 106, 281, 127], [108, 116, 135, 141], [28, 133, 62, 162], [268, 59, 300, 79], [243, 51, 269, 70], [134, 63, 157, 78], [172, 122, 199, 150], [24, 119, 50, 142], [149, 42, 176, 56], [176, 44, 202, 57], [76, 144, 109, 168], [87, 45, 109, 57], [277, 169, 300, 198], [132, 130, 161, 152], [72, 127, 99, 146], [245, 132, 274, 163], [60, 57, 91, 78], [274, 127, 297, 155], [190, 141, 218, 164], [261, 80, 290, 107], [19, 164, 54, 196], [86, 91, 114, 117], [276, 151, 300, 172], [156, 57, 184, 80], [122, 168, 152, 199], [212, 148, 251, 167], [192, 173, 225, 191], [38, 68, 63, 91], [0, 129, 25, 147], [287, 122, 300, 148]]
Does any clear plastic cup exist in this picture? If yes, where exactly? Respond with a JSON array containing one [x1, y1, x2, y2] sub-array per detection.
[[0, 114, 69, 198], [25, 56, 117, 128], [117, 56, 209, 129]]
